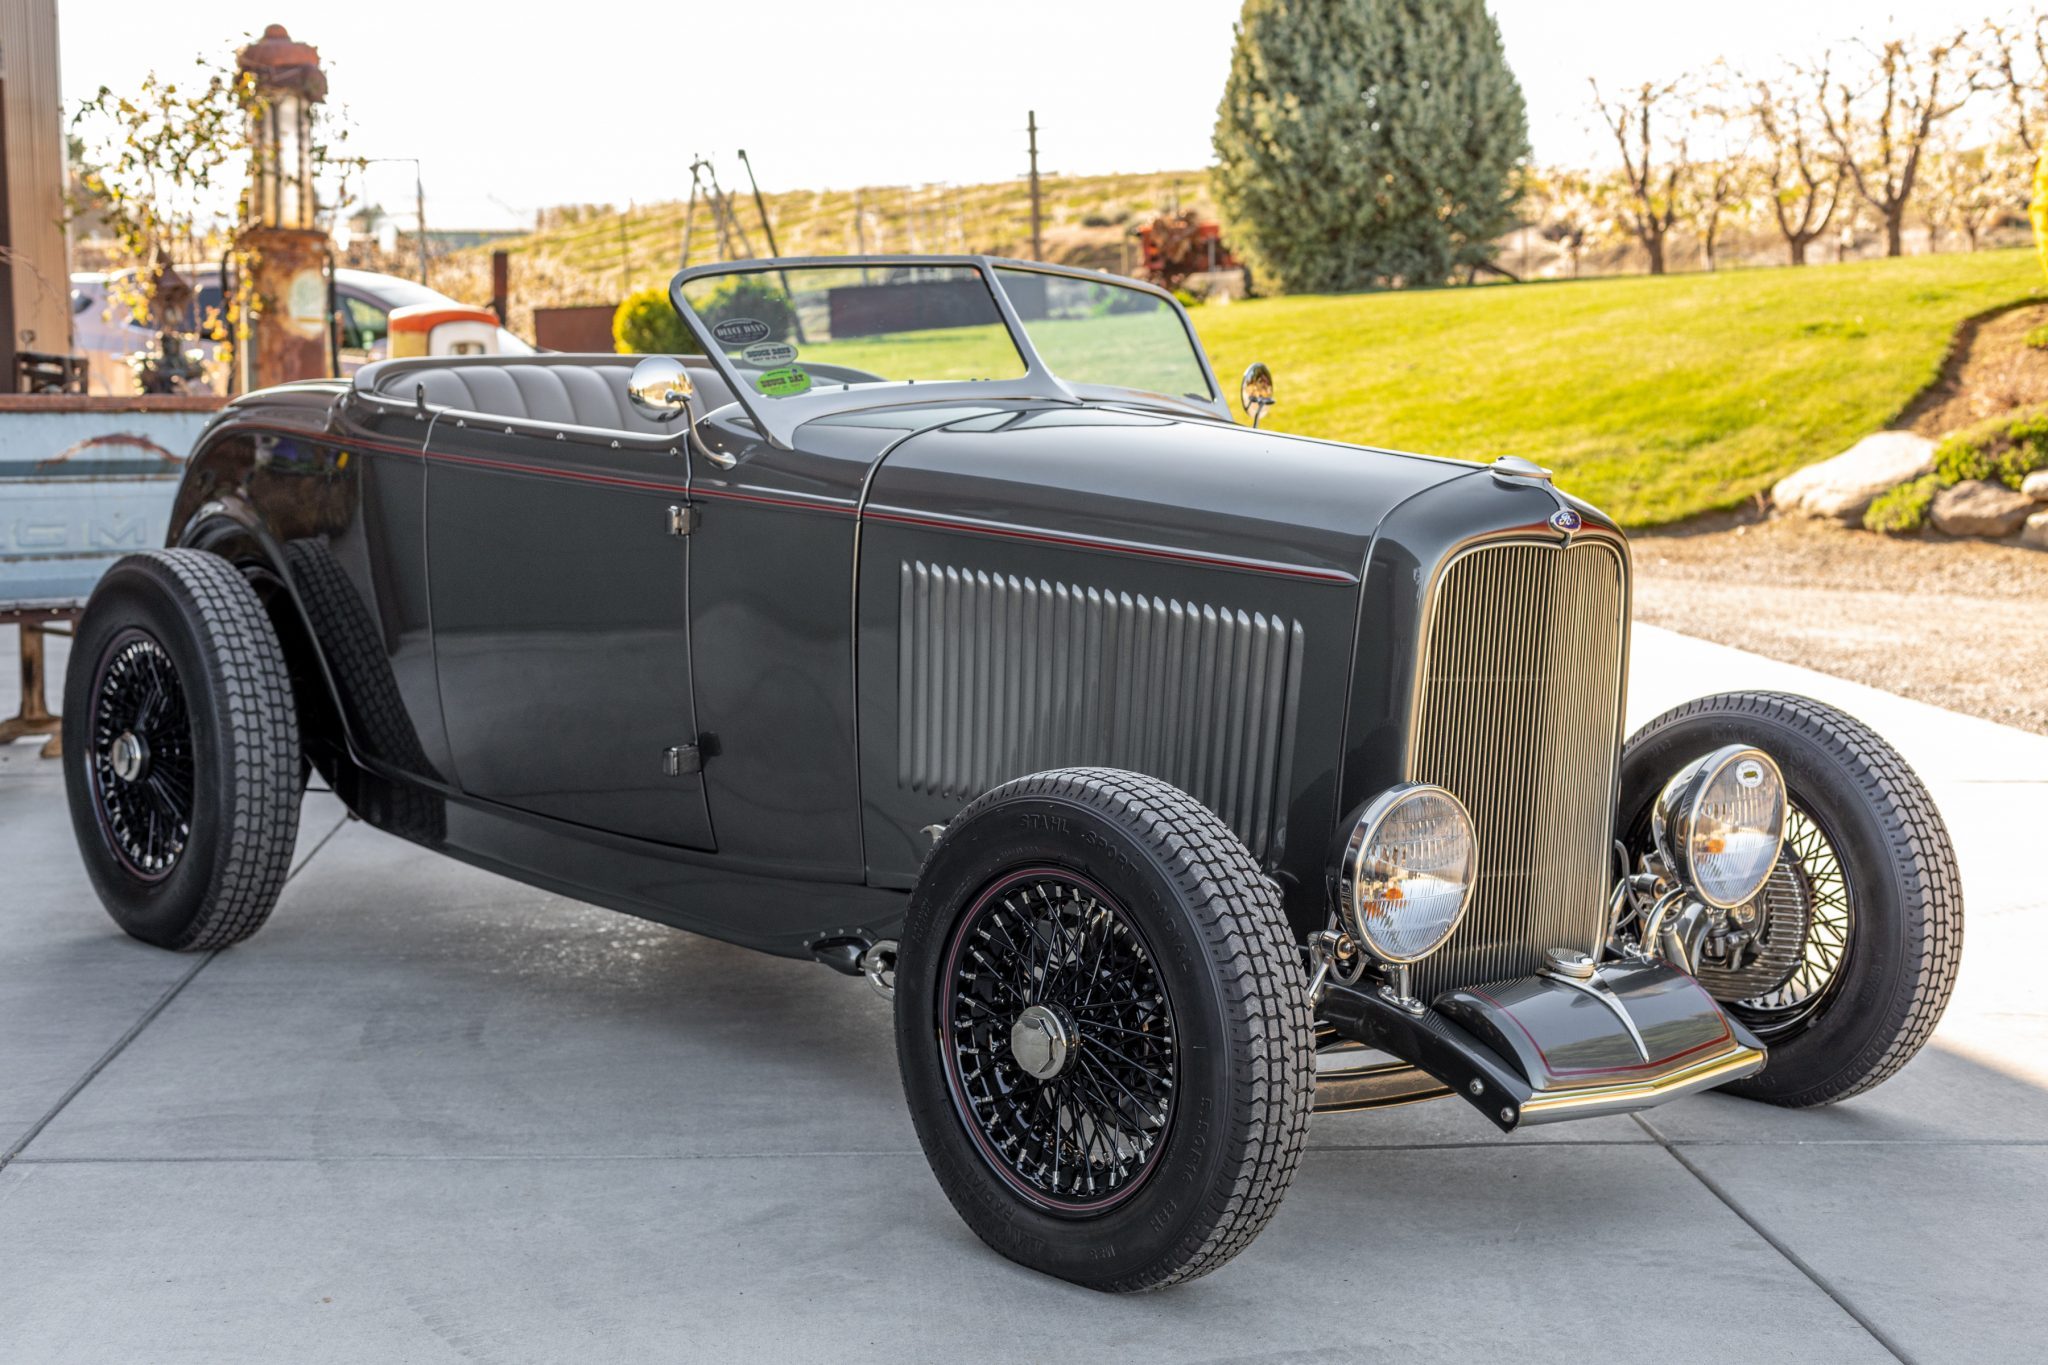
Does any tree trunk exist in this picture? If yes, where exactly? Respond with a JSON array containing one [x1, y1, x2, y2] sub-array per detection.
[[1885, 208, 1905, 257], [1789, 236, 1808, 266], [1645, 233, 1666, 275]]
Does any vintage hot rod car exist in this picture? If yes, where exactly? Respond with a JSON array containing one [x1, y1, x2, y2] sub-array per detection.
[[64, 257, 1961, 1291]]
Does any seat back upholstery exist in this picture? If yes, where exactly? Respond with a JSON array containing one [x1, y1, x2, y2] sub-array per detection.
[[358, 356, 737, 436]]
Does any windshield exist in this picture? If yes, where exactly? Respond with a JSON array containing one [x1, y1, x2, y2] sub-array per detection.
[[676, 264, 1028, 398], [994, 266, 1213, 401]]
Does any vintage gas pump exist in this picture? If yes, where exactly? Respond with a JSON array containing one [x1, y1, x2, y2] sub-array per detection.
[[233, 24, 331, 391]]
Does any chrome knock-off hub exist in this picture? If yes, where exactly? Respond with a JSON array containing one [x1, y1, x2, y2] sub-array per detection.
[[110, 730, 148, 783], [1009, 1004, 1074, 1081]]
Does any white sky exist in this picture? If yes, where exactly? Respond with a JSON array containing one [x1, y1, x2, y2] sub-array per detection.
[[57, 0, 1990, 230]]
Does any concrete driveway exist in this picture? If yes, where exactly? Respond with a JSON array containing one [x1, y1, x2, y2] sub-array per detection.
[[2, 623, 2041, 1364]]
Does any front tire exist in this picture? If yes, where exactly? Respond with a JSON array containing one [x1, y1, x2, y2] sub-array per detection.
[[1618, 691, 1962, 1106], [895, 768, 1313, 1292], [62, 550, 301, 951]]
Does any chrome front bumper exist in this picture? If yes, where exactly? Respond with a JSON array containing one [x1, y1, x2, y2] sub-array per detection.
[[1317, 958, 1765, 1132]]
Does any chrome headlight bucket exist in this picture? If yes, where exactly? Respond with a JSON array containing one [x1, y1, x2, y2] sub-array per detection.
[[1337, 784, 1478, 964], [1652, 745, 1787, 910]]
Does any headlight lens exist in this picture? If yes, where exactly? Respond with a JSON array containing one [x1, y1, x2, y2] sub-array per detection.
[[1338, 784, 1477, 963], [1652, 745, 1787, 909]]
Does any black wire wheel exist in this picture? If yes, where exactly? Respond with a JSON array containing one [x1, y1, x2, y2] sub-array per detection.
[[86, 630, 197, 880], [1619, 691, 1962, 1107], [939, 868, 1177, 1214], [63, 550, 302, 952], [897, 769, 1313, 1292]]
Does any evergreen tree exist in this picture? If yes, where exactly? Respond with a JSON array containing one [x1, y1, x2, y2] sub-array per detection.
[[1212, 0, 1530, 292]]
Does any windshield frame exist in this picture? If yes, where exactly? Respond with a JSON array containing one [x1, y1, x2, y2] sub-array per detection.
[[667, 255, 1227, 449]]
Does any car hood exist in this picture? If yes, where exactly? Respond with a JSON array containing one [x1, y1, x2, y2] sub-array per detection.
[[862, 403, 1491, 586]]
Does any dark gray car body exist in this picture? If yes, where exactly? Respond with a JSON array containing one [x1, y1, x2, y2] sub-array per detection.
[[162, 276, 1622, 963]]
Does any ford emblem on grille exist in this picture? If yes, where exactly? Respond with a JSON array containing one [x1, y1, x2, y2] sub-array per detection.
[[1549, 507, 1583, 535]]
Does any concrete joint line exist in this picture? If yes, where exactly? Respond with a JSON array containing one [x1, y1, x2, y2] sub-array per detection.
[[1631, 1113, 1917, 1365], [0, 810, 349, 1172]]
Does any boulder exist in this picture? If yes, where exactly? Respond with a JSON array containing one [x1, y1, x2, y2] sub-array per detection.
[[2024, 509, 2048, 551], [2023, 469, 2048, 502], [1771, 431, 1937, 522], [1931, 480, 2037, 538]]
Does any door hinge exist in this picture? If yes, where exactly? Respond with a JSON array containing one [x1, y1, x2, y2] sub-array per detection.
[[663, 744, 702, 777], [667, 504, 698, 537]]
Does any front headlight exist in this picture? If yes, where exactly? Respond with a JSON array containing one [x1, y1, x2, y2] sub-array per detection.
[[1652, 745, 1787, 909], [1337, 784, 1477, 963]]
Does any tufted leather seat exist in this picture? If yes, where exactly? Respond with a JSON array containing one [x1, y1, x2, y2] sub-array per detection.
[[358, 355, 737, 435]]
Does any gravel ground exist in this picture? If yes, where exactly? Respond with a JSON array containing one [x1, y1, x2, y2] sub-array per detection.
[[1631, 514, 2048, 735]]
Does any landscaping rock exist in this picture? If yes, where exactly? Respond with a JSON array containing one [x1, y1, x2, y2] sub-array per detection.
[[1772, 431, 1937, 522], [1931, 480, 2037, 537], [2024, 469, 2048, 502], [2024, 510, 2048, 551]]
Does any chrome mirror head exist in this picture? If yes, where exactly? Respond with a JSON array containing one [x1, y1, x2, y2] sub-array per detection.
[[1239, 361, 1275, 428], [627, 355, 694, 423]]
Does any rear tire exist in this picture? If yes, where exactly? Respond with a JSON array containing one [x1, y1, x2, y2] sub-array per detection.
[[895, 768, 1313, 1291], [1618, 691, 1961, 1106], [62, 550, 301, 951]]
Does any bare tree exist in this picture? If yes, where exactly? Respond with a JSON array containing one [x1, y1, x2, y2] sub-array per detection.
[[1748, 75, 1842, 265], [1977, 11, 2047, 154], [1920, 138, 2014, 251], [1684, 159, 1753, 270], [1814, 32, 1976, 257], [1591, 78, 1689, 274], [1531, 166, 1604, 278]]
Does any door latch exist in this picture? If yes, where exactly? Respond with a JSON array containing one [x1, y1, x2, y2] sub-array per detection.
[[666, 504, 698, 537], [663, 745, 702, 777]]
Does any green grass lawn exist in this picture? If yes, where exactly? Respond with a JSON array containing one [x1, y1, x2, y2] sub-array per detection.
[[1189, 250, 2042, 526]]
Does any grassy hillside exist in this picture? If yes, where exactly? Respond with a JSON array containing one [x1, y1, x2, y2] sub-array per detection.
[[431, 170, 1216, 325], [1190, 250, 2041, 526]]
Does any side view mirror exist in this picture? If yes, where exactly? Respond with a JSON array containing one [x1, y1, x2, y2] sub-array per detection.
[[1239, 361, 1275, 429], [628, 354, 694, 423]]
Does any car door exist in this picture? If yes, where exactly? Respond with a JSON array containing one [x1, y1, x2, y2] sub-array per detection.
[[422, 387, 713, 850]]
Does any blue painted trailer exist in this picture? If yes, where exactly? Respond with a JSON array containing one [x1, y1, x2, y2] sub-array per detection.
[[0, 399, 220, 753]]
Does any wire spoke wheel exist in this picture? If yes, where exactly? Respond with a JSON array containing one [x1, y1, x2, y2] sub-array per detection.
[[939, 869, 1177, 1215], [88, 630, 195, 880], [1718, 801, 1854, 1040], [1619, 691, 1960, 1108]]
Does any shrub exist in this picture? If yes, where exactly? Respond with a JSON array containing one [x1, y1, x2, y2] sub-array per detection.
[[1932, 407, 2048, 489], [695, 277, 798, 343], [612, 287, 693, 354], [1933, 433, 1992, 485], [1864, 474, 1938, 533]]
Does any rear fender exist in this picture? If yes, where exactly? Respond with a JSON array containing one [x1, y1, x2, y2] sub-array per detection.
[[177, 497, 355, 779]]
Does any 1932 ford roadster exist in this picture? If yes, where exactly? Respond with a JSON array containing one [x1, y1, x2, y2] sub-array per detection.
[[64, 257, 1961, 1290]]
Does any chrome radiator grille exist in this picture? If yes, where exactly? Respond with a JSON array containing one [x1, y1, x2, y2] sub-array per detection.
[[1406, 539, 1628, 1001], [897, 560, 1305, 860]]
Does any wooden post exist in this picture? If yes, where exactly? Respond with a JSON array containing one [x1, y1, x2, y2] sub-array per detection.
[[1027, 110, 1043, 261], [0, 620, 63, 758], [490, 249, 509, 324]]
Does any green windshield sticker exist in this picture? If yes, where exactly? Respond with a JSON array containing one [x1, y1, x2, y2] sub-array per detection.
[[755, 366, 811, 397]]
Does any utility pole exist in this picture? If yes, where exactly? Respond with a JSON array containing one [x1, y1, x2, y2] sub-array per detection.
[[681, 160, 701, 268], [737, 149, 804, 342], [360, 157, 428, 284], [1027, 110, 1043, 261], [414, 162, 427, 285], [737, 149, 783, 259]]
